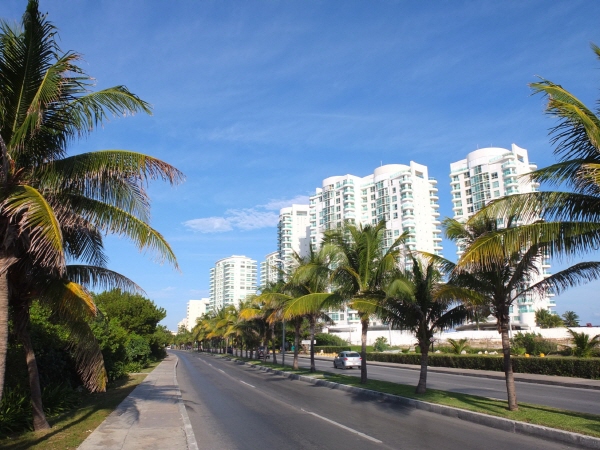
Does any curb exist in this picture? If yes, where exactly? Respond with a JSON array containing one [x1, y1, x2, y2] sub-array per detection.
[[233, 358, 600, 450], [173, 356, 199, 450]]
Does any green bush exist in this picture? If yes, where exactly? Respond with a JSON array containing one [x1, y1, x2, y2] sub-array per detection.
[[0, 383, 80, 436], [365, 352, 600, 379], [314, 345, 351, 354], [373, 336, 388, 352], [511, 332, 557, 356], [315, 333, 349, 346], [0, 386, 31, 435]]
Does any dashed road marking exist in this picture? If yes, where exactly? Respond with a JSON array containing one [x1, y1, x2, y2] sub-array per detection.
[[301, 409, 383, 444]]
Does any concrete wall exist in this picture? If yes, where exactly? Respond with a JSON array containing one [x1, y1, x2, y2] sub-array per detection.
[[329, 326, 600, 348]]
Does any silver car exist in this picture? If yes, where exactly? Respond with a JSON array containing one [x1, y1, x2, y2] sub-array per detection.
[[333, 351, 362, 369]]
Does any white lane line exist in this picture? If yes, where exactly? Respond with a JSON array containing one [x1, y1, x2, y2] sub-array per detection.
[[239, 380, 255, 388], [218, 368, 225, 373], [300, 409, 383, 444]]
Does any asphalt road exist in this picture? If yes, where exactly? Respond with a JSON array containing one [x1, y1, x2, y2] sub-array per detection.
[[283, 356, 600, 415], [174, 351, 579, 450]]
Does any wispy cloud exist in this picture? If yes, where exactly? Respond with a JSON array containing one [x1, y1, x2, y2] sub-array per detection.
[[183, 195, 309, 233]]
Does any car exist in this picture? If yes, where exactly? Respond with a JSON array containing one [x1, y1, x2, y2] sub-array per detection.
[[333, 351, 361, 369], [256, 346, 270, 359]]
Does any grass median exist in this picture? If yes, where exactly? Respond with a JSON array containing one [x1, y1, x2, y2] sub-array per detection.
[[224, 355, 600, 439]]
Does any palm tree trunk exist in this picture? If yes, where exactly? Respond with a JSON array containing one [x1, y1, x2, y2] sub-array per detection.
[[500, 323, 518, 411], [16, 302, 50, 430], [360, 318, 369, 384], [309, 316, 316, 373], [416, 343, 429, 394], [293, 319, 300, 370], [271, 323, 277, 365], [0, 267, 8, 404]]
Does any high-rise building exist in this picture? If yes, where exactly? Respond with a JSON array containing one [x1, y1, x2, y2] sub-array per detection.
[[309, 162, 442, 255], [209, 255, 257, 312], [308, 162, 442, 332], [278, 204, 311, 278], [185, 299, 209, 331], [260, 251, 280, 288], [449, 144, 554, 327]]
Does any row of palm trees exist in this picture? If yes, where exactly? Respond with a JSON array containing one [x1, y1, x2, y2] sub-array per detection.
[[191, 211, 581, 412], [0, 1, 182, 430], [193, 45, 600, 411]]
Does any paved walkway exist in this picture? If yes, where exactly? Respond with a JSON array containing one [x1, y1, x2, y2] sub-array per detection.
[[78, 354, 196, 450]]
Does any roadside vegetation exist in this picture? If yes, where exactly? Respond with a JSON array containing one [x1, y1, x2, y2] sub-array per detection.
[[0, 1, 181, 438]]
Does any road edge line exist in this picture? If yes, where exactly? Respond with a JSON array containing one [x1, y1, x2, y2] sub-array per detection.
[[173, 356, 199, 450]]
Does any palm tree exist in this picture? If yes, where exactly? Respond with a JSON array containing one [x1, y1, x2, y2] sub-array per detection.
[[283, 246, 338, 373], [567, 329, 600, 357], [379, 254, 471, 393], [535, 309, 564, 328], [562, 310, 580, 327], [0, 1, 183, 406], [455, 45, 600, 296], [325, 221, 406, 384], [447, 216, 600, 410]]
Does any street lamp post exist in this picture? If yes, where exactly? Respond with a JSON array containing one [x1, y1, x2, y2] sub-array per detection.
[[282, 319, 286, 366]]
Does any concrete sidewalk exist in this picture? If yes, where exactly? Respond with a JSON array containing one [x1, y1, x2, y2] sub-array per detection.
[[78, 354, 197, 450]]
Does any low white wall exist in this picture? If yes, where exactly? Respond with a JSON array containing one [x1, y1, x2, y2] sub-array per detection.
[[327, 327, 600, 347]]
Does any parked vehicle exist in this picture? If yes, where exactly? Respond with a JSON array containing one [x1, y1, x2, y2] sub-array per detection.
[[257, 346, 270, 359], [227, 346, 233, 354], [333, 351, 361, 369]]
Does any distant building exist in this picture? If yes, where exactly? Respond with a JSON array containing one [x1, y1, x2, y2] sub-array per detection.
[[309, 162, 442, 255], [278, 204, 311, 278], [185, 299, 209, 331], [260, 251, 280, 289], [177, 318, 188, 331], [209, 255, 257, 312], [449, 144, 554, 327]]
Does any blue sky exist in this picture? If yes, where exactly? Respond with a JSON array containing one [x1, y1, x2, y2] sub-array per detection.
[[4, 1, 600, 329]]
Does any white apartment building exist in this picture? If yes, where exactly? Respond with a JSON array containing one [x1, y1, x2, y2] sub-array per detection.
[[309, 163, 442, 255], [260, 251, 280, 288], [209, 255, 257, 312], [309, 162, 442, 331], [184, 299, 210, 331], [449, 144, 554, 327], [278, 204, 311, 278]]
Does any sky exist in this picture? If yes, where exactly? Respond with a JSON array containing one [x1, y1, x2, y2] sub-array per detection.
[[3, 0, 600, 330]]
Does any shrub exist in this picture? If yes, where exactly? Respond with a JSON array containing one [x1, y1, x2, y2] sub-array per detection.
[[0, 386, 31, 436], [314, 333, 349, 346], [446, 338, 469, 354], [365, 352, 600, 379], [373, 337, 388, 352], [511, 332, 557, 356]]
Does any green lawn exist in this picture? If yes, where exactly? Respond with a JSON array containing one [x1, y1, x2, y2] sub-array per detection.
[[0, 374, 147, 450], [232, 356, 600, 438]]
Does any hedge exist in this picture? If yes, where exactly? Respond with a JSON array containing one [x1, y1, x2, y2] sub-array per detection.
[[365, 352, 600, 379], [314, 346, 352, 354]]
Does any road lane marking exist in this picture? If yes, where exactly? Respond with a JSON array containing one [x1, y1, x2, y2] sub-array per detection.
[[239, 380, 255, 388], [300, 409, 383, 444], [218, 369, 225, 373]]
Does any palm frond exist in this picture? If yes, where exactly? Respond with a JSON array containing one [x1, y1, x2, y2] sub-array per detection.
[[2, 184, 64, 270]]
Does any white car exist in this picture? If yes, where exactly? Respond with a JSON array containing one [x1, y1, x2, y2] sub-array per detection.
[[333, 351, 362, 369]]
